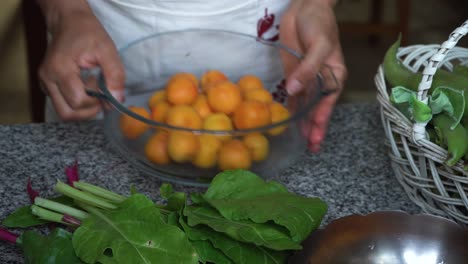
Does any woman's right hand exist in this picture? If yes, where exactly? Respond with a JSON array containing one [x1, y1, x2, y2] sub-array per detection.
[[38, 0, 125, 121]]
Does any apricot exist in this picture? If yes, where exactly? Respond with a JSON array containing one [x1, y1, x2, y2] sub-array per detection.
[[167, 131, 200, 163], [218, 139, 252, 171], [237, 75, 264, 95], [203, 113, 233, 141], [201, 70, 228, 92], [170, 72, 199, 88], [192, 95, 213, 119], [242, 133, 270, 162], [268, 102, 291, 136], [150, 100, 171, 123], [207, 81, 242, 115], [166, 76, 198, 105], [148, 90, 166, 108], [192, 135, 222, 169], [144, 131, 171, 165], [119, 106, 150, 139], [233, 100, 271, 129], [244, 88, 273, 104], [166, 105, 202, 129]]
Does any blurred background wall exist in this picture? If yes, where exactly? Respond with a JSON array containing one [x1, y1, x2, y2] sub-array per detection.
[[0, 0, 467, 124], [0, 0, 29, 124]]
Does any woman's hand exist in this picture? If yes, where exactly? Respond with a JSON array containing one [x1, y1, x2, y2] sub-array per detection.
[[38, 0, 125, 121], [280, 0, 347, 152]]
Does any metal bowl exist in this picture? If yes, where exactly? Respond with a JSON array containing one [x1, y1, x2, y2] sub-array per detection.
[[289, 211, 468, 264]]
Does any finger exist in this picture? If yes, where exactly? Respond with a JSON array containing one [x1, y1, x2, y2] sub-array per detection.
[[307, 75, 345, 151], [46, 80, 101, 121], [41, 58, 101, 110], [307, 89, 340, 149], [286, 37, 332, 96], [59, 71, 102, 110], [96, 45, 125, 102]]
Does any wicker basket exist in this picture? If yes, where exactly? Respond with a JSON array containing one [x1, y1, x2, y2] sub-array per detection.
[[376, 20, 468, 225]]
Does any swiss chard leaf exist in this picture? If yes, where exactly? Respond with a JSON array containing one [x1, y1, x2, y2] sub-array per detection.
[[180, 216, 288, 264], [2, 206, 48, 228], [158, 183, 186, 212], [190, 239, 233, 264], [203, 170, 328, 242], [184, 205, 301, 251], [72, 194, 198, 264], [3, 196, 75, 228], [20, 228, 84, 264]]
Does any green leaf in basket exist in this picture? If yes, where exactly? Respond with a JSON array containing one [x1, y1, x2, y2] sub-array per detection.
[[411, 96, 432, 123], [430, 86, 465, 129], [390, 86, 415, 104], [390, 86, 432, 123]]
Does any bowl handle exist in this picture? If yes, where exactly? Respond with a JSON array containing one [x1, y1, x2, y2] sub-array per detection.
[[80, 67, 113, 101]]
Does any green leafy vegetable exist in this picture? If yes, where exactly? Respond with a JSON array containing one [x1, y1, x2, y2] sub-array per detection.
[[72, 194, 198, 264], [2, 206, 49, 228], [184, 205, 301, 251], [20, 228, 84, 264], [158, 183, 186, 212], [190, 240, 233, 264], [202, 170, 327, 242], [180, 216, 288, 264]]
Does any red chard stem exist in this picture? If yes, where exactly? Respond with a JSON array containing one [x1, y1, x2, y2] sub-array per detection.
[[0, 228, 19, 244], [26, 177, 39, 203]]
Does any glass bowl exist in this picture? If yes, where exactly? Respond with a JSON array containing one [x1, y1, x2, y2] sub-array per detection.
[[89, 29, 339, 187]]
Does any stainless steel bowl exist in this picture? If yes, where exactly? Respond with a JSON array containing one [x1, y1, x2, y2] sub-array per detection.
[[289, 211, 468, 264]]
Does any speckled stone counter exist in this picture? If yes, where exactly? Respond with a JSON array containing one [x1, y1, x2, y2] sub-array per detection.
[[0, 103, 422, 263]]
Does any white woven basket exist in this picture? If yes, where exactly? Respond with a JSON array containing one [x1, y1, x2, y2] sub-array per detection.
[[376, 20, 468, 224]]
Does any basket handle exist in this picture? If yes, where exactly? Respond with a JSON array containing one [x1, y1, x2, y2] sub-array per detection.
[[413, 20, 468, 143]]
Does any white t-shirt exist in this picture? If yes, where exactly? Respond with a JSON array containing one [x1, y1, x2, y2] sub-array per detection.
[[45, 0, 290, 121]]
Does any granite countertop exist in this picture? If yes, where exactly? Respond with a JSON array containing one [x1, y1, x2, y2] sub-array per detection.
[[0, 102, 422, 263]]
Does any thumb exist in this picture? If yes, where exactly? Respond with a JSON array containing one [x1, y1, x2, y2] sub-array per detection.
[[286, 39, 331, 96]]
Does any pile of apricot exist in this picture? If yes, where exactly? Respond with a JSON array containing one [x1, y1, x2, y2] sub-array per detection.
[[119, 70, 290, 171]]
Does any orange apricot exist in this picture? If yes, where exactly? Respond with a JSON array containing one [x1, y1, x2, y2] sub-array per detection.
[[119, 106, 150, 139], [150, 100, 171, 123], [244, 88, 273, 104], [167, 131, 200, 163], [242, 133, 270, 162], [144, 131, 171, 165], [192, 95, 213, 119], [148, 90, 166, 108], [201, 70, 228, 92], [268, 102, 291, 136], [165, 105, 202, 129], [202, 113, 233, 141], [233, 100, 271, 129], [192, 135, 222, 169], [170, 72, 199, 88], [166, 76, 198, 105], [237, 74, 264, 95], [218, 139, 252, 171], [207, 81, 242, 115]]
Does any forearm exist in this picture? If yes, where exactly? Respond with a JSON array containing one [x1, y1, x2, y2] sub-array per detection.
[[36, 0, 94, 34]]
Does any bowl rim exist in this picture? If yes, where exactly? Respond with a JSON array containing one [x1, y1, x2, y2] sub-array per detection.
[[95, 28, 339, 135]]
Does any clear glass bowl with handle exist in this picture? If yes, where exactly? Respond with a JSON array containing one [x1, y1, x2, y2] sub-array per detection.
[[86, 29, 339, 187]]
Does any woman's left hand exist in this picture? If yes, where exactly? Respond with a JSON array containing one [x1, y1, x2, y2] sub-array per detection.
[[280, 0, 347, 153]]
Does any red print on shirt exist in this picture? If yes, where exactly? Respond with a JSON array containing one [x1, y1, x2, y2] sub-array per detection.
[[257, 8, 279, 41], [257, 8, 286, 103]]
